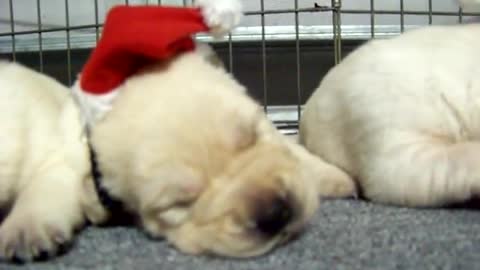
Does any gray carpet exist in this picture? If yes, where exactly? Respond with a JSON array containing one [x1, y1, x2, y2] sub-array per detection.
[[1, 199, 480, 270]]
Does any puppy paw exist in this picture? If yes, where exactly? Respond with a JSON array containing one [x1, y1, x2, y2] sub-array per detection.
[[322, 176, 358, 199], [0, 211, 73, 262], [196, 0, 243, 38]]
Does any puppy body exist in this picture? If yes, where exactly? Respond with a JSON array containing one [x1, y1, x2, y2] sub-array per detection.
[[88, 49, 355, 257], [300, 24, 480, 207], [0, 62, 91, 260]]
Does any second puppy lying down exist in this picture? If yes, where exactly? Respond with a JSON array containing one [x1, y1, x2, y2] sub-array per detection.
[[300, 24, 480, 208], [79, 45, 356, 257]]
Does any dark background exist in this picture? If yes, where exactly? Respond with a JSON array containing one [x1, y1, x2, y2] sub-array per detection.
[[0, 40, 362, 106]]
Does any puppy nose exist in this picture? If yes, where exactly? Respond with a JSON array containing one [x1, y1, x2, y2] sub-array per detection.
[[254, 195, 294, 237]]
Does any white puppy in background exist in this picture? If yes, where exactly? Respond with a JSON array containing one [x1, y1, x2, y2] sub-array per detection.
[[300, 24, 480, 207]]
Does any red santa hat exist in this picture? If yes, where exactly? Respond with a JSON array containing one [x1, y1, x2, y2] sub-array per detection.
[[72, 5, 230, 126]]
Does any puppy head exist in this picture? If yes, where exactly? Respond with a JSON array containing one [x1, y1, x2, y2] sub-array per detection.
[[84, 49, 323, 257], [160, 120, 321, 257], [133, 114, 320, 257]]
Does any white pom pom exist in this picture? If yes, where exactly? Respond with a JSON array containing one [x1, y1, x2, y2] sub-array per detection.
[[195, 0, 243, 38]]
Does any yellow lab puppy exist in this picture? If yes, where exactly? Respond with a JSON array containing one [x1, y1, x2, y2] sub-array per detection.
[[0, 49, 354, 261], [82, 47, 355, 257], [0, 0, 356, 261]]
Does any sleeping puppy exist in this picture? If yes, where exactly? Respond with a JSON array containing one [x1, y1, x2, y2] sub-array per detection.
[[0, 0, 317, 263], [0, 0, 354, 261], [0, 44, 354, 262], [72, 1, 354, 258], [81, 45, 356, 257], [300, 24, 480, 207], [0, 62, 91, 261]]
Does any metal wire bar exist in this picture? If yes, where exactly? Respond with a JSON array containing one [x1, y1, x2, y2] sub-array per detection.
[[339, 9, 480, 16], [294, 0, 301, 121], [36, 0, 43, 72], [428, 0, 433, 24], [0, 24, 101, 37], [94, 0, 100, 42], [0, 7, 338, 37], [261, 0, 268, 111], [5, 6, 478, 39], [400, 0, 404, 33], [65, 0, 72, 85], [370, 0, 375, 38], [332, 0, 342, 64], [228, 33, 233, 73], [245, 7, 333, 15], [458, 7, 463, 23], [9, 0, 16, 61]]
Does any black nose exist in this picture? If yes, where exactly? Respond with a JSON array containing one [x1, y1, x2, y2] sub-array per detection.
[[254, 195, 294, 237]]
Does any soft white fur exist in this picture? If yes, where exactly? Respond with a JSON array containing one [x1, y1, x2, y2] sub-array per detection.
[[0, 46, 354, 261], [71, 81, 118, 127], [0, 62, 91, 260], [87, 49, 355, 257], [300, 24, 480, 207]]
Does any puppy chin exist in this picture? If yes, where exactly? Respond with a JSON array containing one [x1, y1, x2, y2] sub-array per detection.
[[165, 219, 281, 258]]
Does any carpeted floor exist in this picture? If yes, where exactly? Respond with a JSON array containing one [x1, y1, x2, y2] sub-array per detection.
[[1, 199, 479, 270]]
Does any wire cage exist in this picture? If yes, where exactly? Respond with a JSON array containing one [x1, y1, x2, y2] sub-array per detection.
[[0, 0, 478, 135]]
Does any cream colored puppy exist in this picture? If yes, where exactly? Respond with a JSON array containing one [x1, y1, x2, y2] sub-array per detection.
[[0, 49, 354, 261], [84, 48, 356, 258], [1, 0, 355, 261], [300, 24, 480, 207], [0, 62, 91, 261]]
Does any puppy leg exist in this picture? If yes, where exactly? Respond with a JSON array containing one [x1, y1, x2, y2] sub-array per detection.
[[360, 138, 480, 207], [0, 166, 84, 261], [311, 161, 357, 199], [288, 140, 357, 199]]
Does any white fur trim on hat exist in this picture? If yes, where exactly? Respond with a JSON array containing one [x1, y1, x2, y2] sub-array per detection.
[[72, 78, 119, 127]]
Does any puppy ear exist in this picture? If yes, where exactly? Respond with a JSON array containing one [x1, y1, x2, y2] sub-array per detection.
[[230, 106, 287, 151], [195, 43, 225, 69], [139, 164, 206, 214], [287, 139, 357, 199], [220, 106, 263, 152], [190, 179, 242, 224]]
